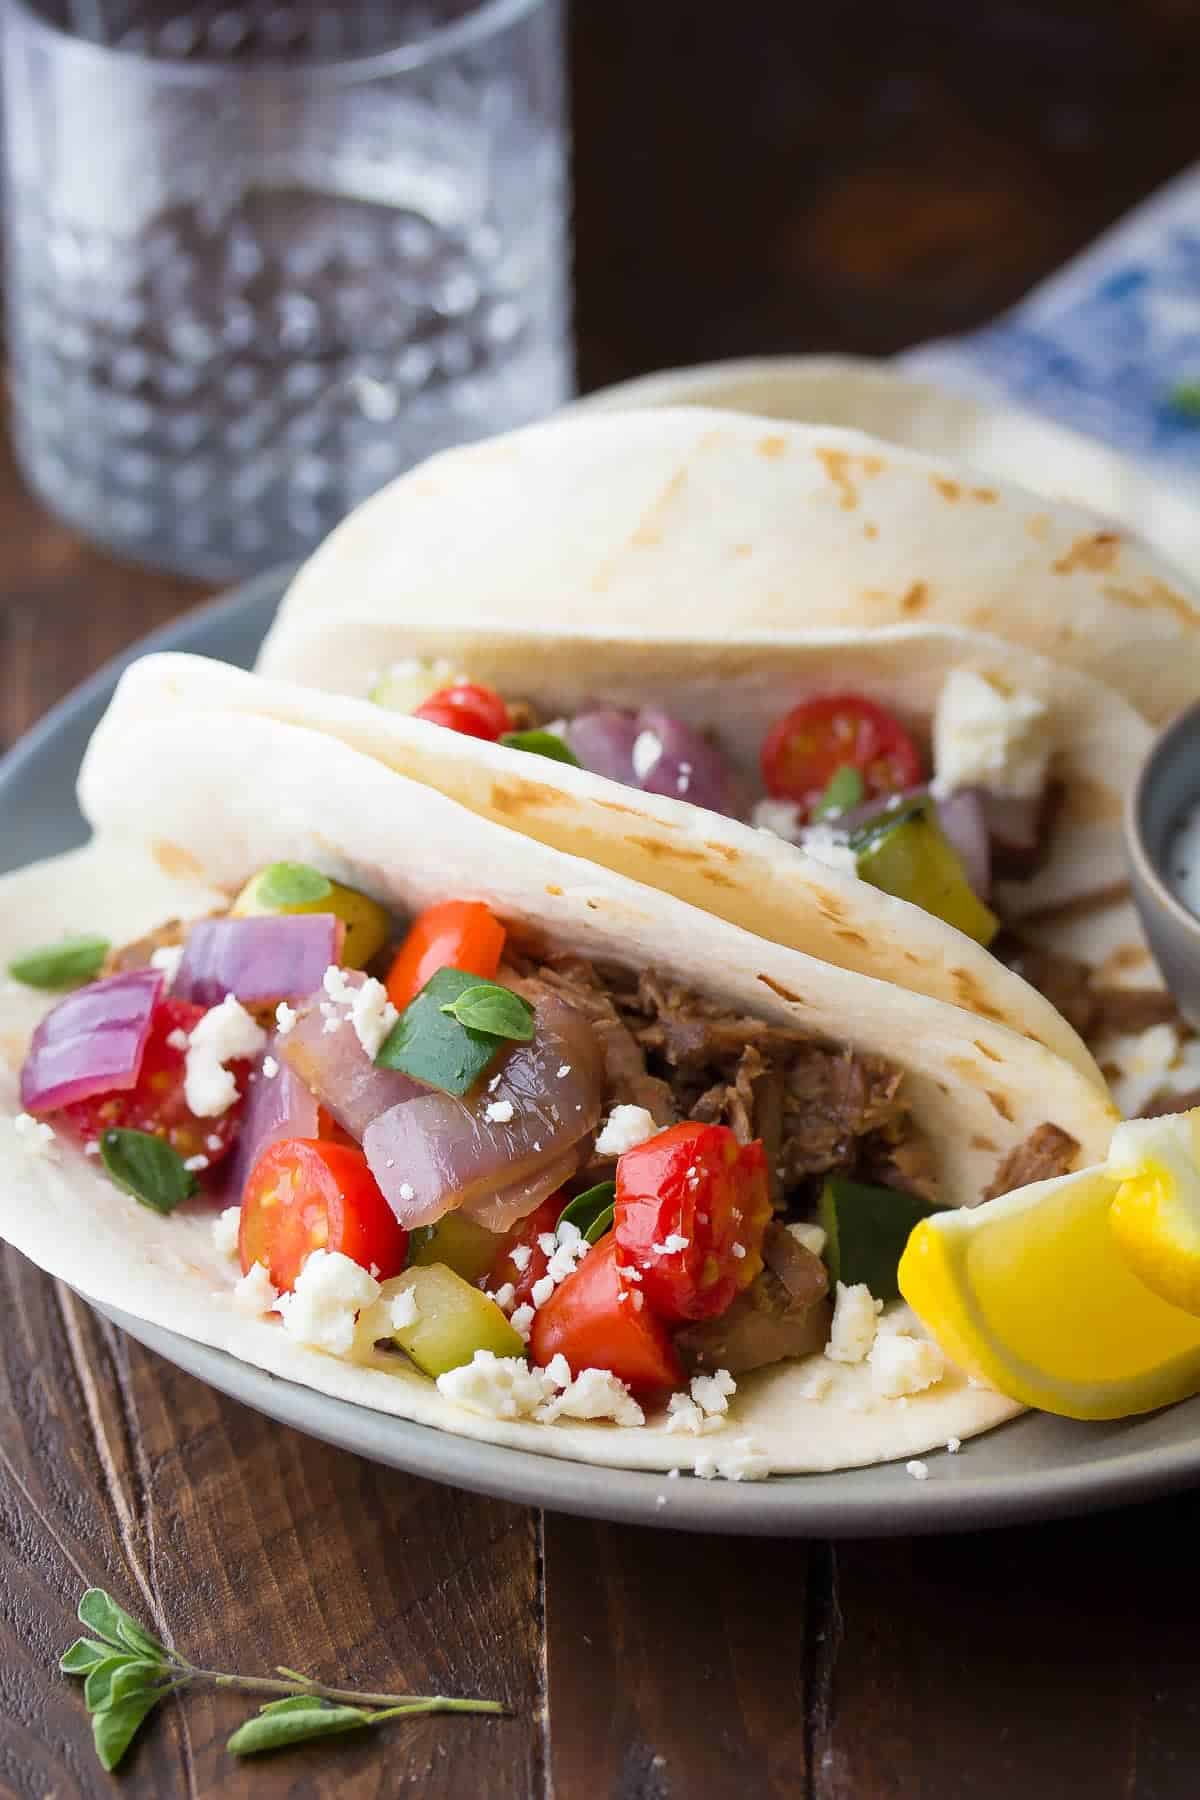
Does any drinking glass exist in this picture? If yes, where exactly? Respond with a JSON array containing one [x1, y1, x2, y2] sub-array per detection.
[[1, 0, 571, 579]]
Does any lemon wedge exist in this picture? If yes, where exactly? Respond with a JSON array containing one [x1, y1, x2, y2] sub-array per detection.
[[899, 1145, 1200, 1420], [1109, 1113, 1200, 1315]]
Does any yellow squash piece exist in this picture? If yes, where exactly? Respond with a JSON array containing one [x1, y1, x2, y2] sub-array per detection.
[[232, 862, 391, 969], [899, 1128, 1200, 1420]]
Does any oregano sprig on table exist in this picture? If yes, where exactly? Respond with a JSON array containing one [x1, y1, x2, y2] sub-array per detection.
[[61, 1587, 506, 1772]]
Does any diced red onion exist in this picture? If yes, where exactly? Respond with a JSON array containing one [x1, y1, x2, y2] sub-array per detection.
[[935, 788, 992, 901], [978, 789, 1044, 879], [565, 710, 640, 785], [635, 707, 736, 815], [173, 915, 344, 1009], [281, 982, 422, 1141], [20, 969, 164, 1115], [364, 991, 603, 1228], [218, 1035, 320, 1205]]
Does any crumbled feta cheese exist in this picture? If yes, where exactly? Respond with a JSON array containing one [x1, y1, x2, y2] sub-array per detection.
[[665, 1394, 723, 1436], [206, 1134, 223, 1153], [557, 1063, 572, 1079], [231, 1261, 279, 1316], [323, 964, 354, 1006], [676, 761, 693, 796], [826, 1281, 878, 1364], [150, 944, 184, 982], [84, 1141, 100, 1157], [389, 1287, 420, 1330], [946, 1436, 962, 1454], [183, 1154, 209, 1173], [932, 667, 1051, 799], [546, 1236, 589, 1285], [797, 1363, 834, 1402], [275, 1001, 297, 1036], [537, 1232, 558, 1256], [542, 1353, 571, 1389], [261, 1055, 279, 1079], [530, 1274, 556, 1309], [632, 729, 663, 782], [690, 1369, 736, 1416], [555, 1218, 582, 1249], [906, 1459, 930, 1482], [184, 995, 267, 1117], [511, 1244, 533, 1273], [652, 1233, 690, 1256], [166, 1028, 191, 1052], [276, 1249, 380, 1356], [719, 1438, 770, 1481], [491, 1282, 516, 1313], [538, 1366, 645, 1427], [797, 823, 859, 876], [868, 1332, 946, 1398], [751, 797, 804, 842], [787, 1222, 827, 1257], [485, 1099, 515, 1124], [13, 1112, 57, 1158], [436, 1350, 555, 1419], [398, 1182, 414, 1201], [510, 1303, 535, 1342], [349, 977, 398, 1061], [595, 1104, 660, 1158], [731, 1242, 747, 1260]]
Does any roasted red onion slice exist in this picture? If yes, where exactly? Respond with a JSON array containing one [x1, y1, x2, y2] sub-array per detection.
[[468, 1151, 581, 1234], [20, 969, 164, 1114], [936, 788, 991, 900], [219, 1036, 320, 1205], [635, 707, 735, 815], [280, 987, 422, 1141], [364, 991, 603, 1227], [173, 915, 343, 1008], [565, 710, 640, 785]]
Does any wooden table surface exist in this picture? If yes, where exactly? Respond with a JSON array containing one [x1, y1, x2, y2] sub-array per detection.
[[4, 7, 1200, 1796]]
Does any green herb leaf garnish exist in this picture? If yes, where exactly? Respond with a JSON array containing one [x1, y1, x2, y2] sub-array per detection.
[[8, 935, 110, 990], [376, 966, 514, 1096], [254, 861, 333, 909], [585, 1203, 615, 1244], [557, 1181, 616, 1240], [61, 1584, 505, 1773], [100, 1130, 199, 1215], [1170, 381, 1200, 420], [813, 764, 864, 821], [498, 729, 582, 768], [439, 982, 534, 1043]]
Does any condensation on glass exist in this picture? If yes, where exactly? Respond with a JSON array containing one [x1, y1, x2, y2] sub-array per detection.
[[2, 2, 571, 578]]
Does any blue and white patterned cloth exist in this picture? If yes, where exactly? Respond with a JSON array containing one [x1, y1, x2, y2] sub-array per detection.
[[901, 167, 1200, 483]]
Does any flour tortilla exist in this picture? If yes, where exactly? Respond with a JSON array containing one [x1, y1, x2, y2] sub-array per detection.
[[256, 406, 1200, 725], [571, 354, 1200, 579], [96, 641, 1153, 1088], [2, 707, 1123, 1472]]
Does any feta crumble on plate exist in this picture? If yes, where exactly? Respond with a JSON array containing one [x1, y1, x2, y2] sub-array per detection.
[[436, 1350, 556, 1420], [13, 1112, 57, 1157], [184, 994, 267, 1118], [538, 1366, 644, 1427], [868, 1332, 946, 1399], [231, 1261, 279, 1316], [826, 1281, 879, 1365], [276, 1248, 379, 1356]]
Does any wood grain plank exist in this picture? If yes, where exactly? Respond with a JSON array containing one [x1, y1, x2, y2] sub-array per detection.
[[544, 1513, 809, 1799], [810, 1505, 1200, 1800], [0, 1250, 543, 1798]]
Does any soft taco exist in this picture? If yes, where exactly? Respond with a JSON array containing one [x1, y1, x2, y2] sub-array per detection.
[[257, 406, 1200, 724], [0, 698, 1123, 1475]]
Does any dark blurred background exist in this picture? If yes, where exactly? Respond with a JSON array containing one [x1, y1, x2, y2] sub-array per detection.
[[569, 1, 1200, 391]]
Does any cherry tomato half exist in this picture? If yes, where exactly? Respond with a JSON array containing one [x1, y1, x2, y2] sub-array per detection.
[[614, 1122, 771, 1322], [760, 693, 923, 817], [530, 1235, 682, 1394], [61, 997, 245, 1167], [487, 1192, 564, 1309], [239, 1138, 408, 1292], [385, 899, 506, 1013], [413, 681, 511, 742]]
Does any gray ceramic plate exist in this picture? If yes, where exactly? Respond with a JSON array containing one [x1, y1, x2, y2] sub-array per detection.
[[3, 569, 1198, 1536]]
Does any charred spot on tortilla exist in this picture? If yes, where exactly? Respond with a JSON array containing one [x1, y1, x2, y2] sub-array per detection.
[[702, 840, 740, 864], [833, 928, 870, 949], [816, 448, 858, 510], [971, 487, 998, 503], [544, 884, 564, 898], [629, 466, 689, 549], [626, 834, 710, 867], [1026, 513, 1052, 542], [1052, 531, 1122, 576], [987, 1091, 1015, 1123], [152, 841, 205, 881], [756, 974, 805, 1006], [933, 477, 961, 503], [814, 895, 846, 926], [970, 1135, 999, 1154], [900, 581, 928, 614], [488, 777, 561, 818], [1102, 579, 1200, 630], [593, 797, 648, 819], [732, 543, 753, 558], [949, 968, 1007, 1023], [863, 522, 878, 540], [973, 1040, 1003, 1064], [757, 435, 787, 460]]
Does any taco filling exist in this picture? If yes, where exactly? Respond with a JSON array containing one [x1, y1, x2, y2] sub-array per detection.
[[369, 661, 1189, 1100], [11, 867, 1081, 1433]]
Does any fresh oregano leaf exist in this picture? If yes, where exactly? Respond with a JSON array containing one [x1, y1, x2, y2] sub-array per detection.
[[584, 1202, 615, 1245], [60, 1637, 117, 1675], [92, 1693, 161, 1773], [107, 1660, 170, 1707], [227, 1702, 373, 1756], [438, 982, 534, 1043], [257, 1695, 333, 1715], [77, 1587, 163, 1656], [557, 1181, 616, 1239], [254, 862, 333, 909], [813, 764, 864, 821], [498, 729, 581, 768], [8, 935, 110, 990], [84, 1656, 136, 1712], [100, 1129, 199, 1215]]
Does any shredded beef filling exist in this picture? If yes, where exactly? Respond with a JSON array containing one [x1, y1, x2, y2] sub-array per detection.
[[982, 1123, 1080, 1202], [997, 935, 1182, 1045]]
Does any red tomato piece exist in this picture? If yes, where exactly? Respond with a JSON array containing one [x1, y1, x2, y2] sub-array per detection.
[[413, 681, 511, 742], [487, 1192, 564, 1309], [529, 1236, 683, 1394], [239, 1138, 408, 1292], [60, 997, 245, 1167], [385, 899, 506, 1013], [760, 693, 923, 817], [614, 1122, 771, 1322]]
